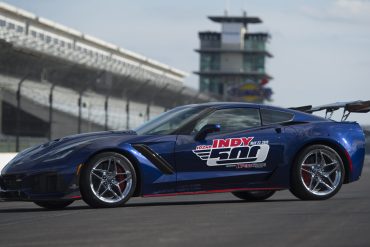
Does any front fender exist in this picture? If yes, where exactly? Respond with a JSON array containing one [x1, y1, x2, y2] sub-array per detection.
[[80, 141, 177, 196]]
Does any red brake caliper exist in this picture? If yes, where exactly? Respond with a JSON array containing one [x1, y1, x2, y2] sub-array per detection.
[[302, 169, 311, 186], [116, 165, 126, 191]]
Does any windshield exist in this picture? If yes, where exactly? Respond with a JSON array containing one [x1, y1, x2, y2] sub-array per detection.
[[135, 106, 207, 135]]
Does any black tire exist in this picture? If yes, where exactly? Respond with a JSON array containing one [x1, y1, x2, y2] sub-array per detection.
[[290, 145, 345, 200], [80, 152, 137, 208], [232, 190, 276, 201], [34, 200, 74, 210]]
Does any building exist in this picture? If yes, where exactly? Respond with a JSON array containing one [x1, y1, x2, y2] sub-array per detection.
[[195, 12, 273, 102], [0, 2, 215, 152]]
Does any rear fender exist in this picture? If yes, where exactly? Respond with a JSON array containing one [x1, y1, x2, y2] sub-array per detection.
[[288, 122, 365, 184]]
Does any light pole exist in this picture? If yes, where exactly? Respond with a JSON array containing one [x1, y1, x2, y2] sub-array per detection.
[[15, 73, 29, 152], [146, 83, 169, 121], [48, 83, 56, 141], [125, 79, 150, 130]]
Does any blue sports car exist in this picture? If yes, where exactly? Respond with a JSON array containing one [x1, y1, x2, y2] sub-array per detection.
[[0, 101, 368, 209]]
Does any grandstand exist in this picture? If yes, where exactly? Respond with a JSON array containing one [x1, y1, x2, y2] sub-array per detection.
[[0, 2, 216, 151]]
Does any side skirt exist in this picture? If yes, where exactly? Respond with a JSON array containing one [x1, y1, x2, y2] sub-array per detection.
[[143, 187, 284, 197]]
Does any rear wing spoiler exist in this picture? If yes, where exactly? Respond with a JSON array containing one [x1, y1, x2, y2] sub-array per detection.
[[289, 100, 370, 121]]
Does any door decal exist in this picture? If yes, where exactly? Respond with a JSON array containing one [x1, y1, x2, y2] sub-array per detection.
[[192, 137, 270, 168]]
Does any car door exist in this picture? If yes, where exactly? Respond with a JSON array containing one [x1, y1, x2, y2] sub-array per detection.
[[174, 106, 287, 193]]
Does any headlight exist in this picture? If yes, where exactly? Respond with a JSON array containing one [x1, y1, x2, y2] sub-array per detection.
[[4, 145, 42, 168]]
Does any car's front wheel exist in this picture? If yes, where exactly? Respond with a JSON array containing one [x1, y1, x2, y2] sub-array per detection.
[[290, 145, 345, 200], [232, 190, 276, 201], [80, 152, 137, 208]]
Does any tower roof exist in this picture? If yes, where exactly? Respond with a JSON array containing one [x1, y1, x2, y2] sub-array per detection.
[[208, 16, 262, 24]]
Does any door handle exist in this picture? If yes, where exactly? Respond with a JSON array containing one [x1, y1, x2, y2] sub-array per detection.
[[275, 127, 282, 134]]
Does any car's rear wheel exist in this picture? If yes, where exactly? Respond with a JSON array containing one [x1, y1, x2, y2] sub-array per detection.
[[80, 152, 137, 208], [290, 145, 345, 200], [34, 200, 74, 210], [232, 190, 276, 201]]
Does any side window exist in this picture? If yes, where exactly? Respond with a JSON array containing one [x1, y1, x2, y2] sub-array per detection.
[[260, 108, 294, 125], [194, 108, 261, 133]]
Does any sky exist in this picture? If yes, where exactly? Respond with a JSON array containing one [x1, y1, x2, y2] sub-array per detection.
[[3, 0, 370, 125]]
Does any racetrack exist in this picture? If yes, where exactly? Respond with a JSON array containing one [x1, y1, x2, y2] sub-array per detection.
[[0, 156, 369, 247]]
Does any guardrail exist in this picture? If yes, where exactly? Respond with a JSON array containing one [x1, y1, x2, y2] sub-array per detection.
[[0, 137, 46, 152]]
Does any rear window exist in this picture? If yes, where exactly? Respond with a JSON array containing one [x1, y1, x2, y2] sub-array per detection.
[[261, 108, 294, 125]]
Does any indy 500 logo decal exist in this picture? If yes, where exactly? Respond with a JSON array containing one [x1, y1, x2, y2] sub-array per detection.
[[192, 137, 270, 168]]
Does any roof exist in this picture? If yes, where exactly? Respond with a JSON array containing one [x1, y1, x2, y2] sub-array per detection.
[[194, 71, 273, 79], [208, 16, 262, 24], [195, 48, 273, 57], [245, 33, 270, 38], [181, 102, 327, 122], [182, 101, 270, 109], [0, 2, 187, 79], [198, 32, 271, 42]]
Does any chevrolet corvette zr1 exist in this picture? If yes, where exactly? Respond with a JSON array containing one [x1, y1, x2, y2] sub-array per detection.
[[0, 101, 368, 209]]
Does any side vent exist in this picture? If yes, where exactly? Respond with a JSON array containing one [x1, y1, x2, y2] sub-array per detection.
[[132, 144, 175, 175]]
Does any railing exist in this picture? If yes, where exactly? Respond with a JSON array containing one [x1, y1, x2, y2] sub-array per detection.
[[0, 74, 165, 130], [0, 136, 47, 152]]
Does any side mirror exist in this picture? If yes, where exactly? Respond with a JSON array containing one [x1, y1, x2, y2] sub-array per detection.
[[195, 124, 221, 141]]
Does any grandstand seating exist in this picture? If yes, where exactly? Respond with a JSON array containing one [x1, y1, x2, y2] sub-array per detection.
[[0, 3, 216, 151], [0, 74, 164, 130]]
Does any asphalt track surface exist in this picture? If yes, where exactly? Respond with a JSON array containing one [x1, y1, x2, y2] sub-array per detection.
[[0, 156, 369, 247]]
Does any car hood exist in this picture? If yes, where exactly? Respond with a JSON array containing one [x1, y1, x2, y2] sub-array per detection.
[[3, 130, 139, 170], [51, 130, 138, 147]]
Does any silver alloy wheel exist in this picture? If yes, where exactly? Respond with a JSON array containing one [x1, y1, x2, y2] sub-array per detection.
[[89, 156, 133, 203], [300, 149, 342, 196]]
